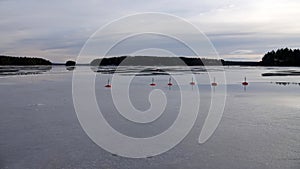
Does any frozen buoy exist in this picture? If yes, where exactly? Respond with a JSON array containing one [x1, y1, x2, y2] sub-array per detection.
[[167, 77, 173, 86], [242, 77, 249, 86], [105, 79, 112, 88], [211, 77, 217, 86], [190, 77, 196, 85], [150, 78, 156, 86]]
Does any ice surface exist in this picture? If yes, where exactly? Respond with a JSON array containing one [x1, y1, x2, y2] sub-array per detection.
[[0, 66, 299, 169]]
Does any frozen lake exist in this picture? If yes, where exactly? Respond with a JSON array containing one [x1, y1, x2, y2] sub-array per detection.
[[0, 66, 299, 169]]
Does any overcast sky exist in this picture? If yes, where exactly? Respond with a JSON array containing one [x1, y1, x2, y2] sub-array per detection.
[[1, 0, 300, 62]]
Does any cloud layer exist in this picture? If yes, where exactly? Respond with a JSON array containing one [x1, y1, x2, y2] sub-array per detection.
[[0, 0, 300, 62]]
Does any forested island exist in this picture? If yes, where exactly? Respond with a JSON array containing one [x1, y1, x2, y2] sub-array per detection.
[[0, 55, 51, 65], [89, 56, 259, 66], [90, 56, 224, 66], [90, 48, 300, 66], [261, 48, 300, 66]]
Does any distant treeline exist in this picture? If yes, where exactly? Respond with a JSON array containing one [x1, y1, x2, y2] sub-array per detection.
[[226, 48, 300, 66], [90, 56, 224, 66], [90, 48, 300, 67], [2, 47, 300, 66], [222, 60, 260, 66], [261, 48, 300, 66], [0, 55, 51, 65]]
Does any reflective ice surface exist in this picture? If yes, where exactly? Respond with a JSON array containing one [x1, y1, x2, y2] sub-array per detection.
[[0, 66, 299, 169]]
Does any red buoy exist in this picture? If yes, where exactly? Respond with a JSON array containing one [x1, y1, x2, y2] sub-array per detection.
[[167, 77, 173, 86], [105, 79, 112, 88], [150, 78, 156, 86], [190, 77, 196, 85], [211, 77, 217, 86], [242, 77, 249, 86]]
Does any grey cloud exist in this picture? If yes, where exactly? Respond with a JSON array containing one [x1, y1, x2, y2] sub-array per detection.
[[0, 0, 300, 62]]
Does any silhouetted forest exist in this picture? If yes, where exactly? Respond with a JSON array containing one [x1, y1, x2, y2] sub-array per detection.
[[261, 48, 300, 66], [222, 48, 300, 66], [90, 56, 224, 66], [2, 47, 300, 67], [0, 55, 51, 65], [65, 60, 76, 66], [222, 60, 260, 66]]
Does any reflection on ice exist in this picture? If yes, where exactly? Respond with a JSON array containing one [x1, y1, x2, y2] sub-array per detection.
[[0, 66, 52, 76], [90, 66, 224, 76]]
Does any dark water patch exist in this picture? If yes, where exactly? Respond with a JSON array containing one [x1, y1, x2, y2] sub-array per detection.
[[262, 70, 300, 76], [271, 81, 300, 86]]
